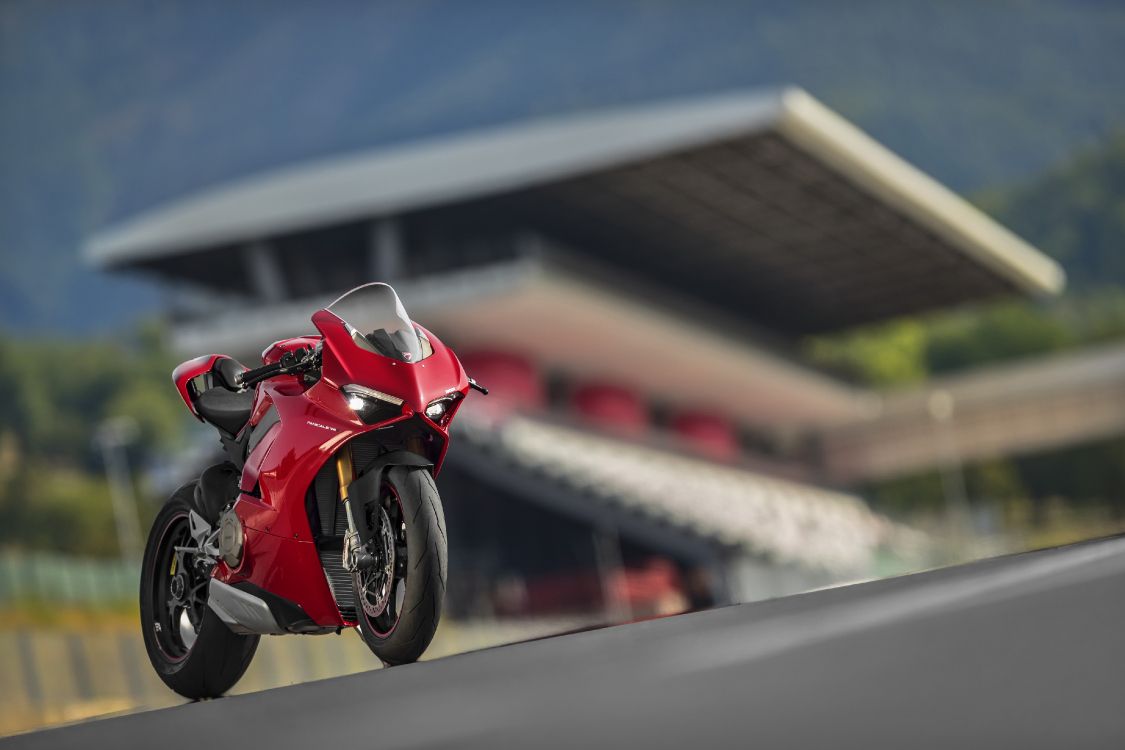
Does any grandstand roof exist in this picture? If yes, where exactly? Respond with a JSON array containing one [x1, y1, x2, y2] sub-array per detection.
[[86, 87, 1063, 335]]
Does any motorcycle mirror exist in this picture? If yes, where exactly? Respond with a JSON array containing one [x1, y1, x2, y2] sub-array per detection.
[[468, 377, 489, 396]]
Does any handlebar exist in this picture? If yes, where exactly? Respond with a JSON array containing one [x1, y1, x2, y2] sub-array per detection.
[[237, 346, 319, 389], [235, 346, 484, 397]]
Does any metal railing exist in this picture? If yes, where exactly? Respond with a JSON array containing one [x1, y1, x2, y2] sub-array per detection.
[[0, 550, 138, 607]]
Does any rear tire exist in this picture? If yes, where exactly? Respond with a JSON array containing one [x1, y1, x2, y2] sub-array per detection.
[[139, 483, 259, 699], [355, 467, 447, 665]]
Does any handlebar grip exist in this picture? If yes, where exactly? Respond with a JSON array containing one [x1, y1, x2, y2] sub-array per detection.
[[237, 361, 284, 388], [237, 347, 317, 388]]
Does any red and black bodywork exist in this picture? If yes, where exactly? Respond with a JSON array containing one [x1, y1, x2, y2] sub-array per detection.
[[171, 294, 469, 632]]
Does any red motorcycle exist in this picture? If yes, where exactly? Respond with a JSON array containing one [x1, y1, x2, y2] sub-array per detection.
[[140, 283, 486, 698]]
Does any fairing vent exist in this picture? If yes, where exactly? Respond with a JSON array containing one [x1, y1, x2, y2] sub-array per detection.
[[318, 549, 356, 622]]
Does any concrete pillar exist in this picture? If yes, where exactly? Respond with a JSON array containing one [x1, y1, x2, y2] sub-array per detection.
[[242, 241, 288, 302], [515, 231, 546, 260], [593, 525, 633, 623], [369, 218, 404, 282]]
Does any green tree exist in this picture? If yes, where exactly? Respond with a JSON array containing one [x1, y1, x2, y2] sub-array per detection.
[[0, 322, 184, 556]]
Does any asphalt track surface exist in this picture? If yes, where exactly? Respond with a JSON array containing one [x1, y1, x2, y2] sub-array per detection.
[[6, 536, 1125, 749]]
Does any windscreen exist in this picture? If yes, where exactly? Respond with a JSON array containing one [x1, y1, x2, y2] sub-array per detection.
[[325, 283, 432, 363]]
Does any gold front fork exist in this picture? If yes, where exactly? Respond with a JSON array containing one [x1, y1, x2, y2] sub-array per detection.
[[335, 445, 361, 569], [335, 445, 355, 505]]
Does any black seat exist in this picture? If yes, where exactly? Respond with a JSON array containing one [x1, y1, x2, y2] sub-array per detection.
[[194, 356, 253, 435], [195, 386, 254, 436]]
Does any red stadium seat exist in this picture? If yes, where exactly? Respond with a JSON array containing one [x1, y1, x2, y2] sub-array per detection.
[[570, 382, 649, 436], [458, 350, 546, 415], [670, 410, 740, 461]]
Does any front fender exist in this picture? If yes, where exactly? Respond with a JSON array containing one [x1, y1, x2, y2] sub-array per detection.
[[346, 449, 433, 510]]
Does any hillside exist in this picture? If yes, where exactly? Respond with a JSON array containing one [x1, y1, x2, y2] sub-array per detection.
[[808, 130, 1125, 385], [2, 0, 1125, 332], [982, 131, 1125, 289]]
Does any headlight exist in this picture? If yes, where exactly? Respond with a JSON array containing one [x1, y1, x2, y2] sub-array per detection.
[[343, 385, 404, 424], [424, 394, 461, 426]]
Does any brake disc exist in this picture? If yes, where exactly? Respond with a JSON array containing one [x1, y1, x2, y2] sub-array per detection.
[[358, 506, 395, 618]]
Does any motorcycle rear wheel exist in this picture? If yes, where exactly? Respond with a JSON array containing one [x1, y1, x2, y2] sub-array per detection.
[[354, 466, 447, 665], [139, 483, 259, 698]]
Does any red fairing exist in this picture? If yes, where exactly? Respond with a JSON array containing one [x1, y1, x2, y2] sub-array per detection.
[[210, 300, 471, 629], [314, 309, 468, 418], [172, 354, 224, 420], [215, 376, 363, 626]]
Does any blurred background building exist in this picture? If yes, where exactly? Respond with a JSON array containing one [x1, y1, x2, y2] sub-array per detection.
[[3, 0, 1124, 736]]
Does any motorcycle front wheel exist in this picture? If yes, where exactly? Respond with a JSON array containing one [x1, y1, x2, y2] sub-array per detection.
[[139, 483, 259, 698], [353, 466, 447, 665]]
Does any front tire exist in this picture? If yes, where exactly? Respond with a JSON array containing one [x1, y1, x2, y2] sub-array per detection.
[[355, 467, 447, 665], [139, 483, 259, 698]]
